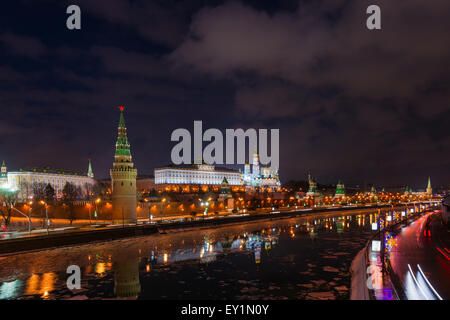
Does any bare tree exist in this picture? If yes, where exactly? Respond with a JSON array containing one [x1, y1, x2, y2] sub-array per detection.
[[62, 182, 79, 224], [0, 189, 18, 227], [83, 182, 94, 201], [18, 180, 31, 202], [44, 183, 56, 205], [31, 182, 47, 218]]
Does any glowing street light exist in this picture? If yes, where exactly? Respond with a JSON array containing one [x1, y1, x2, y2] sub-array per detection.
[[39, 200, 50, 235]]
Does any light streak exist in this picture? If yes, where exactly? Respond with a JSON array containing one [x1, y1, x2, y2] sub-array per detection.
[[417, 265, 443, 300], [436, 247, 450, 260], [408, 264, 429, 300]]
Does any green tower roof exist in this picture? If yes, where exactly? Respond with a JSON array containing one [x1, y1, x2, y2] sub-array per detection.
[[115, 106, 132, 157], [119, 107, 126, 128], [335, 180, 345, 195], [88, 159, 94, 177]]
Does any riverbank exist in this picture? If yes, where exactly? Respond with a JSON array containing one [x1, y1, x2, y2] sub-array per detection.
[[349, 208, 435, 300], [0, 204, 410, 256]]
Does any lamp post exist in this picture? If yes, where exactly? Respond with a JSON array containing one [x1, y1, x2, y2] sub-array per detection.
[[40, 200, 49, 235], [160, 198, 166, 217], [86, 203, 92, 225], [95, 198, 101, 223], [12, 206, 32, 235]]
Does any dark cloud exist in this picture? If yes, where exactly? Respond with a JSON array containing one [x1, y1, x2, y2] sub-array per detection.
[[0, 0, 448, 188], [0, 32, 47, 57], [169, 0, 450, 186]]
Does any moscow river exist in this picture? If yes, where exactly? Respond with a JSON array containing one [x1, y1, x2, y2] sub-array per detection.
[[0, 210, 381, 300]]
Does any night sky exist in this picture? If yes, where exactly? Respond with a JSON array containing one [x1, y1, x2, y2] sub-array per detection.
[[0, 0, 449, 188]]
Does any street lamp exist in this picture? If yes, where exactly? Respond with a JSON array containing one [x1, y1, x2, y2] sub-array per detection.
[[95, 198, 101, 223], [40, 200, 49, 235], [86, 203, 92, 225]]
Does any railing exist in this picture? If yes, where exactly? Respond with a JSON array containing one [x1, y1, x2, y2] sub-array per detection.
[[363, 206, 434, 300]]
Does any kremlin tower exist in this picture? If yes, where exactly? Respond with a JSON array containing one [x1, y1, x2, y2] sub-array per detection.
[[306, 174, 321, 197], [252, 152, 260, 176], [87, 159, 94, 178], [0, 160, 7, 185], [334, 180, 345, 198], [110, 106, 137, 223], [426, 177, 432, 196]]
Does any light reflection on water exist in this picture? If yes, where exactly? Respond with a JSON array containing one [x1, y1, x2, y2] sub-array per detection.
[[0, 210, 401, 300]]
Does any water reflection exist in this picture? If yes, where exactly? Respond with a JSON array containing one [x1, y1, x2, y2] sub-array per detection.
[[114, 251, 141, 299], [0, 209, 402, 300]]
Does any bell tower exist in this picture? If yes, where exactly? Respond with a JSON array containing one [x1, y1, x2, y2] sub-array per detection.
[[0, 160, 7, 185], [110, 106, 137, 223]]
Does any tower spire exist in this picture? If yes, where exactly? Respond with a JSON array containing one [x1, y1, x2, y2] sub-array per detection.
[[87, 158, 94, 178], [0, 160, 7, 184], [114, 106, 133, 167], [426, 176, 432, 196]]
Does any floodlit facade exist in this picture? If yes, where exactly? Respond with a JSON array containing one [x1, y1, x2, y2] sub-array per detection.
[[242, 153, 280, 188], [155, 164, 242, 186], [4, 160, 94, 199]]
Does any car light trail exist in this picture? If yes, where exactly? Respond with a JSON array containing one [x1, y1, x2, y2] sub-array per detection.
[[417, 265, 443, 300], [407, 264, 429, 300], [436, 247, 450, 260]]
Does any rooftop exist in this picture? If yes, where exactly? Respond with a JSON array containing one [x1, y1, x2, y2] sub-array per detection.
[[10, 167, 88, 177], [156, 163, 239, 173]]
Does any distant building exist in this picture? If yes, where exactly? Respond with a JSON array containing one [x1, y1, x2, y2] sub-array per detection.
[[334, 181, 345, 198], [218, 177, 234, 211], [306, 174, 321, 198], [136, 175, 155, 193], [0, 161, 7, 185], [241, 152, 280, 188], [155, 163, 242, 187], [426, 177, 432, 196], [5, 161, 94, 200]]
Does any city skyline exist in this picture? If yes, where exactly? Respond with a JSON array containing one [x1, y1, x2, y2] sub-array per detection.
[[0, 106, 443, 190]]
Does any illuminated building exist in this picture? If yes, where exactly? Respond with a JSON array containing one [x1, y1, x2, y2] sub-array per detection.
[[154, 152, 280, 192], [5, 161, 94, 200], [306, 174, 321, 198], [241, 152, 280, 188], [403, 186, 412, 196], [87, 159, 94, 178], [334, 180, 345, 198], [155, 163, 242, 187], [0, 160, 7, 185], [110, 106, 137, 223], [218, 177, 234, 211], [426, 177, 432, 196], [136, 175, 155, 193]]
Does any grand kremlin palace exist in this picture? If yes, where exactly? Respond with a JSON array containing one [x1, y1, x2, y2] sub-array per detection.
[[154, 164, 244, 192], [1, 160, 95, 200], [154, 157, 280, 193]]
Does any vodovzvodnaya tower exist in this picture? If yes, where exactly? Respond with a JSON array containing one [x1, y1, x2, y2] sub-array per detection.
[[110, 106, 137, 223]]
